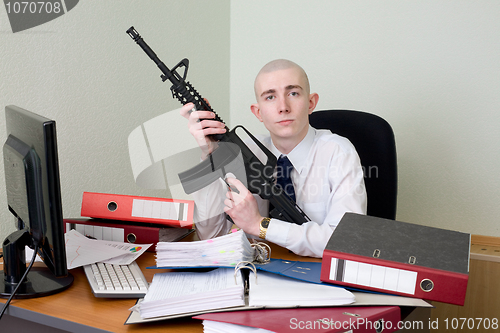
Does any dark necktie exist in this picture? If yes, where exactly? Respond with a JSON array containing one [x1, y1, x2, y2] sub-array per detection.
[[276, 155, 296, 202]]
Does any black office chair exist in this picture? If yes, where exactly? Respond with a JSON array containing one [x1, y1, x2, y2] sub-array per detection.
[[309, 110, 397, 220]]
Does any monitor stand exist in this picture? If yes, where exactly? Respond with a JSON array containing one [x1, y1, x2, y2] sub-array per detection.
[[0, 229, 73, 299], [0, 269, 74, 299]]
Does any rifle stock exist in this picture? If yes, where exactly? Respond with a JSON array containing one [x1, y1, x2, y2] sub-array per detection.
[[127, 26, 310, 225]]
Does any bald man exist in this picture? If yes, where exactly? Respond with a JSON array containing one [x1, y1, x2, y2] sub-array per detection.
[[180, 59, 367, 258]]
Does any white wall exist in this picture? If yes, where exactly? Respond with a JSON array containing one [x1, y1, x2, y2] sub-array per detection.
[[0, 1, 230, 240], [230, 1, 500, 236]]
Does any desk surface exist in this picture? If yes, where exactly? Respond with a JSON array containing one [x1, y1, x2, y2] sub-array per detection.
[[0, 235, 321, 332]]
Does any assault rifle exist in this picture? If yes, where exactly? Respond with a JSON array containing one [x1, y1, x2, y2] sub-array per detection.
[[126, 26, 310, 225]]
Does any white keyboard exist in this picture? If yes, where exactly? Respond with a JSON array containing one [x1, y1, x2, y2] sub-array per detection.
[[83, 261, 149, 298]]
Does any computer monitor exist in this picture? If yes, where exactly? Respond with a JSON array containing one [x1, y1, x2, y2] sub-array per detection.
[[1, 105, 73, 298]]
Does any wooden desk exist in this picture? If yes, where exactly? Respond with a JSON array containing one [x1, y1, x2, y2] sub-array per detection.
[[430, 235, 500, 332], [0, 239, 321, 332]]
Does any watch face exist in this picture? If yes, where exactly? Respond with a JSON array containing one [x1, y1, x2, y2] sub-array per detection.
[[261, 218, 270, 228]]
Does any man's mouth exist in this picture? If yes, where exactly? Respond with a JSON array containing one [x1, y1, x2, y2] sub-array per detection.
[[278, 119, 293, 125]]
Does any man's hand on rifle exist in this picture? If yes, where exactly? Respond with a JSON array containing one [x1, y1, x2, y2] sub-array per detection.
[[223, 176, 263, 237], [180, 102, 226, 160]]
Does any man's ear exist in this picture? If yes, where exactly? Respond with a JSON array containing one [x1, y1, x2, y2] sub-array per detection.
[[308, 93, 319, 114], [251, 103, 263, 122]]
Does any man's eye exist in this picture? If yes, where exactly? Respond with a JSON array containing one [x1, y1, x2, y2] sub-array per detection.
[[266, 95, 275, 100], [289, 91, 299, 97]]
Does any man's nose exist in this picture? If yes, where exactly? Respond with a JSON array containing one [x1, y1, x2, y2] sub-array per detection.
[[278, 97, 290, 113]]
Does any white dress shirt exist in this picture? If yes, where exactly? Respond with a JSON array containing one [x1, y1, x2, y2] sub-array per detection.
[[191, 126, 367, 258]]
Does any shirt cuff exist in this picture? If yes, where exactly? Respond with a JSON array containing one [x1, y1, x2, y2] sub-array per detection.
[[265, 218, 291, 247]]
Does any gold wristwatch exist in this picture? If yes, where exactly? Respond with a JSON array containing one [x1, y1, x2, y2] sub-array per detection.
[[259, 217, 271, 239]]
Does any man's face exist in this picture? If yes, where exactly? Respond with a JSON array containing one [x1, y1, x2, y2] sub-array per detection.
[[251, 67, 317, 148]]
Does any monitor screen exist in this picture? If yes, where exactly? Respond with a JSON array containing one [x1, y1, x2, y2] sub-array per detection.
[[1, 105, 73, 298]]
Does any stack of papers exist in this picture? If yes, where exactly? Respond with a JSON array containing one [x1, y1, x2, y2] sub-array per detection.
[[248, 271, 354, 307], [135, 267, 355, 319], [155, 229, 257, 267], [139, 268, 245, 318]]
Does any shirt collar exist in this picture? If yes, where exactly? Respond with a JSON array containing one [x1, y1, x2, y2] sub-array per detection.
[[270, 126, 316, 174]]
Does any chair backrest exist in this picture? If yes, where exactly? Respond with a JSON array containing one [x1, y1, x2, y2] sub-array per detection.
[[309, 110, 397, 220]]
